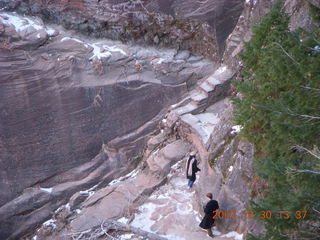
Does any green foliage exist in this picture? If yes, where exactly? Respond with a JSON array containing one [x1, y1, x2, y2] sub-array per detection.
[[233, 1, 320, 239], [308, 3, 320, 24]]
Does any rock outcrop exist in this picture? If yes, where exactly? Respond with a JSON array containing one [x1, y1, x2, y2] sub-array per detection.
[[0, 12, 215, 239], [0, 0, 244, 60], [1, 0, 316, 239]]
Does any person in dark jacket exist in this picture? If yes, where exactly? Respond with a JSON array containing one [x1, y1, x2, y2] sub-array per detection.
[[186, 151, 200, 188], [199, 193, 219, 238]]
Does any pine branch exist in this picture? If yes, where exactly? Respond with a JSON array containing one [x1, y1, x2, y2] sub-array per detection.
[[291, 145, 320, 161], [271, 42, 300, 65], [287, 168, 320, 175], [301, 85, 320, 92]]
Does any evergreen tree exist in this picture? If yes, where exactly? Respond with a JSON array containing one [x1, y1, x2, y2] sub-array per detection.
[[233, 1, 320, 239]]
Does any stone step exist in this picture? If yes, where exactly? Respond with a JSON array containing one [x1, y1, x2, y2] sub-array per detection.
[[180, 113, 212, 145], [180, 103, 224, 146], [206, 75, 221, 86], [230, 35, 242, 43], [199, 80, 214, 93], [174, 101, 198, 115], [228, 41, 239, 48], [190, 89, 208, 103], [169, 96, 191, 110]]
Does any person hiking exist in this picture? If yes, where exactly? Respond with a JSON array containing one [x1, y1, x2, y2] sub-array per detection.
[[186, 151, 200, 188], [199, 193, 219, 238]]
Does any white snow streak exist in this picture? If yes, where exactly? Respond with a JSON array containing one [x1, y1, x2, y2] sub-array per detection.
[[0, 12, 56, 36], [40, 187, 53, 194], [231, 125, 243, 134], [42, 219, 57, 229]]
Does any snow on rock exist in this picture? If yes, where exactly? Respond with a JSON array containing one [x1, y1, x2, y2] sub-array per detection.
[[109, 168, 140, 186], [130, 160, 208, 240], [228, 165, 234, 172], [215, 65, 227, 74], [61, 36, 87, 45], [129, 158, 242, 240], [0, 12, 56, 37], [231, 125, 243, 134], [46, 28, 56, 36], [79, 184, 98, 197], [89, 43, 127, 60], [117, 217, 129, 224], [60, 37, 127, 60], [0, 12, 44, 31], [42, 219, 57, 229], [54, 203, 70, 214], [89, 43, 112, 60], [120, 233, 135, 240], [221, 231, 243, 240], [40, 187, 53, 194]]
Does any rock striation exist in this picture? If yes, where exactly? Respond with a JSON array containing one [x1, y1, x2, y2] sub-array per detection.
[[0, 0, 244, 60], [0, 12, 215, 239]]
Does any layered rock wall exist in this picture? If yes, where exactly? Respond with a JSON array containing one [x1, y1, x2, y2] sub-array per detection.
[[0, 0, 244, 60], [0, 12, 215, 239]]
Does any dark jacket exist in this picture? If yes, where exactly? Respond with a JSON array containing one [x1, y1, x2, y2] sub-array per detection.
[[186, 156, 200, 181], [199, 200, 219, 229]]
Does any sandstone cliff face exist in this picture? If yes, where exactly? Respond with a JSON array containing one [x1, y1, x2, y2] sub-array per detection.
[[0, 0, 244, 60], [0, 12, 217, 239], [1, 0, 316, 239]]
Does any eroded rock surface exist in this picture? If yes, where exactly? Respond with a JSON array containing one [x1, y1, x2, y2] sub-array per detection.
[[0, 0, 244, 60], [0, 12, 215, 239]]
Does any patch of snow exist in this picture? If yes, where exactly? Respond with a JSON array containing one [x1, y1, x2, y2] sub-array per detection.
[[221, 231, 243, 240], [171, 161, 181, 171], [75, 209, 81, 214], [156, 58, 165, 64], [79, 185, 98, 198], [79, 189, 95, 197], [105, 45, 127, 55], [231, 125, 243, 134], [109, 169, 140, 186], [32, 236, 38, 240], [152, 148, 160, 156], [117, 217, 129, 224], [43, 219, 57, 229], [54, 203, 70, 213], [61, 37, 88, 48], [212, 227, 222, 236], [0, 12, 44, 32], [120, 233, 134, 240], [37, 33, 41, 39], [89, 43, 112, 60], [312, 45, 320, 52], [131, 202, 158, 232], [170, 103, 178, 108], [46, 28, 56, 36], [228, 165, 234, 172], [40, 187, 53, 194], [216, 65, 227, 74]]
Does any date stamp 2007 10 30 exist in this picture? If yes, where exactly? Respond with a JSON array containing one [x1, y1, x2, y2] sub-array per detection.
[[212, 210, 307, 220]]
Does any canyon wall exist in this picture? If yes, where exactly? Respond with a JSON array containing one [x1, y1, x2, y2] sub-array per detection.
[[0, 12, 217, 239], [0, 0, 317, 239], [0, 0, 244, 60]]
